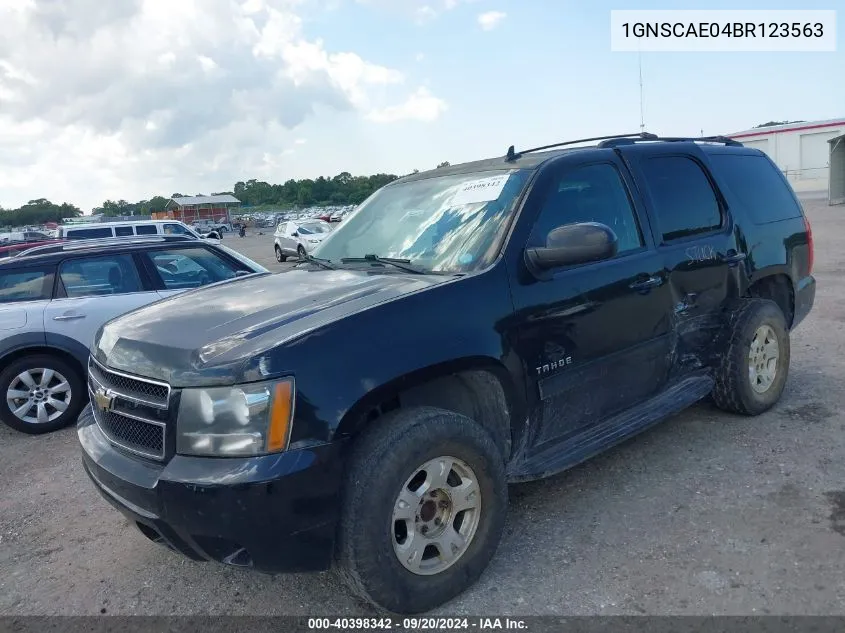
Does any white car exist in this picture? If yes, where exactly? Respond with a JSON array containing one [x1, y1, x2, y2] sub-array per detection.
[[56, 220, 223, 242], [274, 220, 333, 262], [0, 236, 267, 434]]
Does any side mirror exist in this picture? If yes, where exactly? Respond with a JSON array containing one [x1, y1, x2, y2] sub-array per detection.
[[292, 232, 299, 237], [525, 222, 618, 274]]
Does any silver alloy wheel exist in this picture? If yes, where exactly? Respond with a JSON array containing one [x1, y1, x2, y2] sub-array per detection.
[[748, 324, 779, 394], [275, 246, 283, 262], [391, 455, 482, 576], [5, 368, 72, 425]]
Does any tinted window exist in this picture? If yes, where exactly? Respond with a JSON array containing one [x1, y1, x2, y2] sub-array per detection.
[[298, 222, 331, 235], [641, 156, 722, 242], [708, 154, 802, 224], [67, 227, 113, 240], [163, 223, 189, 235], [59, 254, 143, 297], [0, 269, 51, 303], [115, 226, 134, 236], [529, 163, 644, 254], [135, 225, 158, 235], [148, 247, 240, 289]]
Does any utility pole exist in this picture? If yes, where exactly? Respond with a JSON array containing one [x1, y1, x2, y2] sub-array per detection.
[[638, 50, 645, 133]]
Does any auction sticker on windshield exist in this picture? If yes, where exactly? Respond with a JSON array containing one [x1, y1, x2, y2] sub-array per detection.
[[450, 174, 511, 206]]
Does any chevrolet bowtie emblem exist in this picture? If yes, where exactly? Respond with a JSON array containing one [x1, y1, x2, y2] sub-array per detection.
[[93, 388, 113, 412]]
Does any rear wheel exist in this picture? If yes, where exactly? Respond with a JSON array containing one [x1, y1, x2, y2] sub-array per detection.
[[275, 246, 286, 262], [336, 407, 507, 614], [712, 299, 790, 415], [0, 354, 85, 434]]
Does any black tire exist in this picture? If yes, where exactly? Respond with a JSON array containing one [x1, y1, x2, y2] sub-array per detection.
[[275, 246, 286, 263], [0, 354, 86, 434], [297, 245, 306, 260], [712, 298, 790, 416], [336, 407, 508, 614]]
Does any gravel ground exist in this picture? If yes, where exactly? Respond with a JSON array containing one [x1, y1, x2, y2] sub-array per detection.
[[1, 199, 844, 616]]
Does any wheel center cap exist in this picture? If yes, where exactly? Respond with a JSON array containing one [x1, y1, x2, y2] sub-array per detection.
[[420, 500, 437, 522]]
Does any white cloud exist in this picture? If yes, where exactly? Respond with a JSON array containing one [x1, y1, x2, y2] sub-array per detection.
[[294, 138, 307, 144], [478, 10, 506, 31], [0, 0, 446, 210], [357, 0, 463, 24], [367, 87, 447, 123], [415, 52, 425, 62]]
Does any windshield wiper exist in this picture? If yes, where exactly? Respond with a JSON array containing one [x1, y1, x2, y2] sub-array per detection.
[[299, 254, 336, 270], [340, 254, 429, 274]]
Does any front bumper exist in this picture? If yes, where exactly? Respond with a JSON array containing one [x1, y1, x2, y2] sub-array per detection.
[[78, 404, 345, 573]]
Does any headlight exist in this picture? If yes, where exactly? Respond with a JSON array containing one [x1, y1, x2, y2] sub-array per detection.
[[176, 378, 294, 457], [308, 238, 320, 244]]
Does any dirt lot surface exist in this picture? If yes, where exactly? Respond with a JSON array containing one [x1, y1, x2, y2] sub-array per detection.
[[2, 200, 844, 616]]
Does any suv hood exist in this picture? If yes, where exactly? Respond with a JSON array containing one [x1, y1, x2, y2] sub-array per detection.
[[93, 268, 448, 386]]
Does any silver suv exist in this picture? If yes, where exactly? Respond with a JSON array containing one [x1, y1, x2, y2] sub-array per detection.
[[0, 236, 267, 434]]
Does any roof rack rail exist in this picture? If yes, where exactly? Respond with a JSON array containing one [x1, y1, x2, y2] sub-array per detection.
[[597, 134, 743, 148], [12, 235, 194, 258], [505, 132, 657, 162]]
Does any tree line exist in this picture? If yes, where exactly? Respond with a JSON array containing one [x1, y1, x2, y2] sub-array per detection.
[[0, 199, 83, 230], [1, 164, 454, 228]]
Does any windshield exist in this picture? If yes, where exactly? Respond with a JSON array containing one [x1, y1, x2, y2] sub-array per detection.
[[313, 169, 531, 273], [298, 222, 331, 235]]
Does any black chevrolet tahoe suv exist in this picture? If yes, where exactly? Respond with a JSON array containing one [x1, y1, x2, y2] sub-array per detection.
[[78, 133, 815, 614]]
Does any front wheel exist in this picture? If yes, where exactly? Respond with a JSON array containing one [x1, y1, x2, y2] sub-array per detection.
[[712, 298, 790, 415], [297, 245, 307, 260], [0, 354, 85, 434], [336, 407, 507, 614]]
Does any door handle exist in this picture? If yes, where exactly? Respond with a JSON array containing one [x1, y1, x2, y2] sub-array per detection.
[[53, 314, 86, 321], [723, 251, 747, 266], [629, 275, 663, 292]]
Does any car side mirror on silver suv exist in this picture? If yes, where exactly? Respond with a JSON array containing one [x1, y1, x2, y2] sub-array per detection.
[[525, 222, 618, 276]]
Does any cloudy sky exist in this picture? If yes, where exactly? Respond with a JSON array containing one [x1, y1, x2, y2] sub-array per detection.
[[0, 0, 842, 212]]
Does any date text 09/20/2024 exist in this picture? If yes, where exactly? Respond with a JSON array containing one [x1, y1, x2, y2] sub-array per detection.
[[307, 617, 528, 630]]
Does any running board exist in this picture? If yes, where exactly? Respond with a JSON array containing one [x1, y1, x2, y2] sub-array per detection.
[[507, 373, 714, 483]]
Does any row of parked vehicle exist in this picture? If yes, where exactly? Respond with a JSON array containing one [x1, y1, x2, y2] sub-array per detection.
[[0, 221, 267, 433], [1, 133, 816, 616]]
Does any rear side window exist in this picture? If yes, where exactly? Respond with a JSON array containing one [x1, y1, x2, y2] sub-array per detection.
[[59, 254, 143, 297], [0, 269, 52, 303], [163, 223, 190, 235], [67, 227, 113, 240], [708, 154, 802, 224], [641, 156, 722, 242], [135, 225, 158, 235], [115, 226, 134, 236]]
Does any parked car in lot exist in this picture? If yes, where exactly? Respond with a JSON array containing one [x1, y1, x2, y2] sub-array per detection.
[[56, 220, 223, 241], [191, 219, 231, 235], [273, 219, 333, 261], [0, 236, 267, 434], [77, 133, 814, 614], [0, 239, 65, 259]]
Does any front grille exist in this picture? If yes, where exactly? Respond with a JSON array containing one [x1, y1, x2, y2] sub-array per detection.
[[89, 358, 169, 406], [95, 408, 165, 459], [88, 357, 171, 461]]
